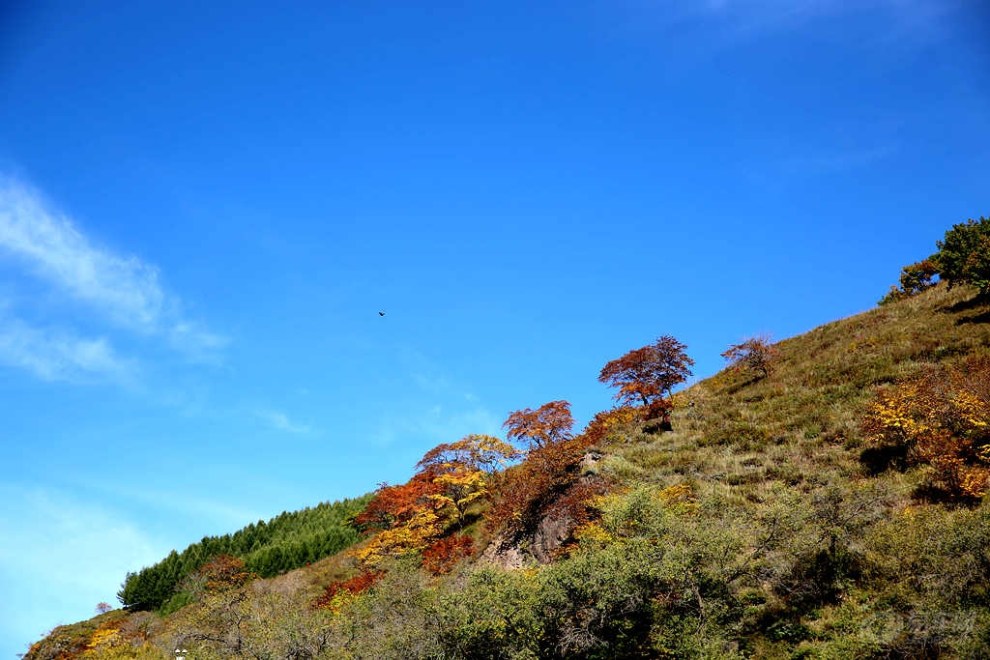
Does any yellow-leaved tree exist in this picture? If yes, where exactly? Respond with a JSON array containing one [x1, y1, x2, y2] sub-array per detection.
[[863, 355, 990, 501], [354, 434, 519, 566]]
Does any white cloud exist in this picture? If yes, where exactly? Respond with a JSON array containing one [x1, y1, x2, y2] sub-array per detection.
[[255, 408, 313, 434], [0, 177, 226, 379], [0, 179, 165, 330], [167, 320, 229, 363], [0, 316, 135, 383]]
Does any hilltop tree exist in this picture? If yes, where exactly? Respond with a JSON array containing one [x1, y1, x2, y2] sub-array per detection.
[[598, 336, 694, 425], [935, 216, 990, 295], [879, 258, 940, 305], [899, 258, 940, 294], [722, 335, 777, 380], [503, 400, 575, 449]]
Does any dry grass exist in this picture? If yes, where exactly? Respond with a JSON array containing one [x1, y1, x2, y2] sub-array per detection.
[[601, 283, 990, 535]]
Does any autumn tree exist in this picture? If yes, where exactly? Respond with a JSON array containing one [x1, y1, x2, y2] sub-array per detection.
[[899, 258, 940, 295], [598, 336, 694, 425], [862, 355, 990, 501], [485, 435, 601, 539], [355, 434, 518, 566], [579, 406, 640, 446], [879, 259, 940, 305], [199, 554, 255, 592], [354, 480, 445, 565], [721, 335, 778, 380], [420, 434, 520, 528], [422, 534, 474, 575], [314, 569, 384, 611], [416, 434, 521, 475], [355, 474, 444, 532], [503, 400, 575, 449], [487, 402, 609, 540]]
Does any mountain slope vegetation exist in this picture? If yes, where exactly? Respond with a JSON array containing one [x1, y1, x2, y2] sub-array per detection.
[[117, 496, 370, 613], [25, 227, 990, 659]]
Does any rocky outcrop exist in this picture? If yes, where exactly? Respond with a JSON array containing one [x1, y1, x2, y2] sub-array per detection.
[[481, 451, 604, 569]]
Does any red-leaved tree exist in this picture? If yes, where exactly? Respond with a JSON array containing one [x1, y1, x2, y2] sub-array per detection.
[[598, 336, 694, 424], [503, 400, 575, 449], [354, 434, 519, 565], [313, 569, 383, 611], [422, 534, 475, 575], [353, 473, 442, 532], [721, 335, 777, 380]]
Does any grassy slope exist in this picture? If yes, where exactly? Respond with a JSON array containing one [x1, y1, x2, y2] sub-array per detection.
[[621, 283, 990, 492], [27, 284, 990, 659], [597, 283, 990, 657]]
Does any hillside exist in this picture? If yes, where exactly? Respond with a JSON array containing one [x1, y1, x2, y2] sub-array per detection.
[[116, 496, 371, 613], [26, 281, 990, 659]]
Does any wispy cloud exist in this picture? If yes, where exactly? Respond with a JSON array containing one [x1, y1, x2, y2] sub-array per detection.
[[167, 320, 228, 363], [255, 408, 313, 434], [0, 316, 135, 383], [0, 179, 166, 329], [0, 176, 226, 381]]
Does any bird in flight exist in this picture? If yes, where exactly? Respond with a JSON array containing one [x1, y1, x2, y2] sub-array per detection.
[[378, 311, 386, 317]]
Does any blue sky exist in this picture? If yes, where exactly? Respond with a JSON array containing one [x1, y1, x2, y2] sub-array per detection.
[[1, 0, 988, 654]]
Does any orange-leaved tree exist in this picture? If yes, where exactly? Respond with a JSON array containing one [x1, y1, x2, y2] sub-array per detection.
[[313, 569, 383, 612], [353, 471, 446, 564], [599, 336, 694, 425], [354, 472, 443, 532], [579, 406, 640, 446], [503, 400, 574, 449], [879, 258, 940, 304], [354, 434, 518, 565], [485, 435, 597, 538], [418, 434, 521, 527], [487, 399, 607, 539], [721, 335, 777, 380]]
